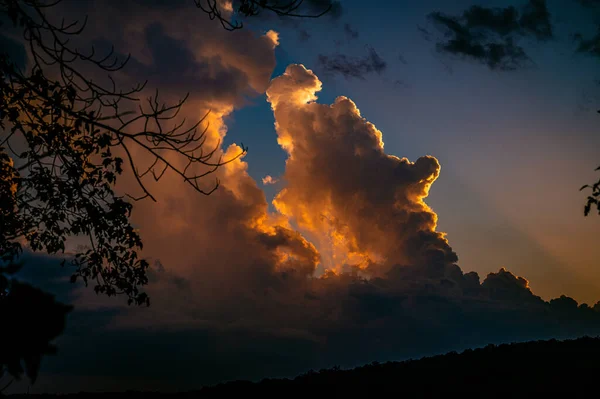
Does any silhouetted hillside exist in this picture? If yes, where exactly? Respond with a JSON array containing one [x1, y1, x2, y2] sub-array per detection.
[[7, 335, 600, 396]]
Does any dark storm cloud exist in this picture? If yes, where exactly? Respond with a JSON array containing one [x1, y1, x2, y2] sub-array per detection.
[[317, 46, 387, 79], [428, 0, 553, 70], [122, 22, 252, 105], [39, 0, 280, 108], [28, 64, 600, 393], [22, 257, 600, 393], [10, 1, 600, 394]]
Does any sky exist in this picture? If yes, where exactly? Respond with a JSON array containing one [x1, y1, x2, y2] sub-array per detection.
[[4, 0, 600, 393]]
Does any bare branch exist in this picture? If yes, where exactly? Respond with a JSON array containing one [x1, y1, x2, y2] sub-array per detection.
[[194, 0, 333, 30]]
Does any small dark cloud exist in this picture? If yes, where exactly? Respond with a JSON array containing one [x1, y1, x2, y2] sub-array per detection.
[[418, 25, 433, 42], [317, 46, 387, 80], [393, 79, 408, 89], [571, 0, 600, 58], [344, 23, 359, 40], [302, 0, 343, 19], [519, 0, 553, 40], [577, 0, 600, 7], [398, 54, 408, 64], [574, 29, 600, 57], [298, 29, 311, 41], [428, 0, 553, 70]]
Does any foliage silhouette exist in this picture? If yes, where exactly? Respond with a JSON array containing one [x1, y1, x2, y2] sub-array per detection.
[[580, 162, 600, 216], [0, 279, 71, 385], [191, 337, 600, 395]]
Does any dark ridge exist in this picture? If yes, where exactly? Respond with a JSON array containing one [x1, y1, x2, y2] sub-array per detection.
[[8, 335, 600, 396]]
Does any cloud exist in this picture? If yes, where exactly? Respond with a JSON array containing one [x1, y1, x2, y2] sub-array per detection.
[[577, 0, 600, 7], [574, 30, 600, 58], [9, 2, 600, 392], [344, 23, 359, 40], [317, 46, 387, 80], [428, 0, 553, 70], [266, 64, 457, 278], [20, 63, 600, 394], [262, 175, 278, 185], [571, 0, 600, 58], [297, 28, 312, 41]]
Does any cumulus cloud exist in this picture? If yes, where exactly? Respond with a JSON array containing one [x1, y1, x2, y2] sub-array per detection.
[[317, 46, 387, 80], [262, 175, 278, 185], [21, 62, 600, 394], [428, 0, 553, 70], [266, 64, 457, 279], [10, 2, 600, 391]]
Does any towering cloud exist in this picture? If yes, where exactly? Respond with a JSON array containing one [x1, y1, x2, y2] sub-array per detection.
[[9, 3, 600, 390], [46, 65, 600, 395], [267, 64, 457, 284]]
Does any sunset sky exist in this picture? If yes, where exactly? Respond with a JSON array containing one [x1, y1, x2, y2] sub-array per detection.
[[4, 0, 600, 393]]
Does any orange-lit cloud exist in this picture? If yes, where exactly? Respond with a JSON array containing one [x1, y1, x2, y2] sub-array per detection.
[[262, 175, 278, 185], [11, 3, 600, 390], [266, 64, 457, 278], [93, 61, 595, 342]]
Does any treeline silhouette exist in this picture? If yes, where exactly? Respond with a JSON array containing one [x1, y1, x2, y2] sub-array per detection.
[[8, 335, 600, 396]]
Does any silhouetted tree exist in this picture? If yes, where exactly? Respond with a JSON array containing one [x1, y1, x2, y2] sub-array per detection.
[[193, 336, 600, 395], [1, 0, 333, 387]]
